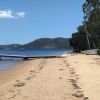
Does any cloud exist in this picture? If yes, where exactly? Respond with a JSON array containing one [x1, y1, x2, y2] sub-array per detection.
[[16, 12, 25, 18], [0, 10, 26, 19], [0, 10, 15, 18]]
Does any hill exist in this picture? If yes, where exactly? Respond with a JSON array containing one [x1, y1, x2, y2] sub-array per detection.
[[0, 37, 72, 50]]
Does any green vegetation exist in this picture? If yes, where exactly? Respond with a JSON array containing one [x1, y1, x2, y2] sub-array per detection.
[[70, 0, 100, 53], [97, 43, 100, 55], [97, 49, 100, 55]]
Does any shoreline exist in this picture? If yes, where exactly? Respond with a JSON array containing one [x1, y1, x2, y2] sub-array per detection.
[[0, 59, 23, 71], [0, 60, 29, 85], [0, 54, 100, 100]]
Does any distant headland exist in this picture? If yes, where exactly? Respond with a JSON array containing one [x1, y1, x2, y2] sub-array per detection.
[[0, 37, 72, 50]]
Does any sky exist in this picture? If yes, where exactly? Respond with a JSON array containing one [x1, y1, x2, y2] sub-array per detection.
[[0, 0, 85, 44]]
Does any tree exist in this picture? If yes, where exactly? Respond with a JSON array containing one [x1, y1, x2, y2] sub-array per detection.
[[70, 0, 100, 52], [83, 0, 100, 20], [70, 26, 89, 52], [82, 0, 100, 49]]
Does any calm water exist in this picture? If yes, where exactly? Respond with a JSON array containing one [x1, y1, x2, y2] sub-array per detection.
[[0, 49, 71, 70]]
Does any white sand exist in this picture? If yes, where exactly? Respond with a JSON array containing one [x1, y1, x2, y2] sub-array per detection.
[[66, 54, 100, 100], [0, 54, 100, 100]]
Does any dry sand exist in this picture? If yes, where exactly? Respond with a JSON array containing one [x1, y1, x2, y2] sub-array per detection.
[[0, 54, 100, 100]]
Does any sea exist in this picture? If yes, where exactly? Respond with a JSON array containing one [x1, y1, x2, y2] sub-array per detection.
[[0, 49, 71, 71]]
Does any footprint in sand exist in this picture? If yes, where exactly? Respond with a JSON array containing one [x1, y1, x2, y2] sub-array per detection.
[[25, 75, 35, 81], [83, 97, 89, 100], [59, 69, 65, 71], [74, 62, 78, 63], [59, 77, 63, 79], [25, 77, 32, 80], [72, 90, 89, 100], [9, 90, 15, 93], [8, 92, 20, 99], [70, 71, 76, 75], [14, 81, 26, 87], [30, 70, 36, 73], [72, 90, 84, 98], [66, 64, 70, 67]]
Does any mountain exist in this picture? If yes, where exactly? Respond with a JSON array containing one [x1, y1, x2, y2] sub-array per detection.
[[0, 37, 72, 50]]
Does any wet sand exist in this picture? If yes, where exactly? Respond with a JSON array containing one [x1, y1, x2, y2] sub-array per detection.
[[0, 54, 100, 100]]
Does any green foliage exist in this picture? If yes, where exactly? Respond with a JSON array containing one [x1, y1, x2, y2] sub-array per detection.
[[97, 50, 100, 55], [70, 26, 88, 52], [70, 0, 100, 52], [83, 0, 100, 21], [97, 43, 100, 55]]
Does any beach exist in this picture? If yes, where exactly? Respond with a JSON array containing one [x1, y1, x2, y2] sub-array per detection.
[[0, 54, 100, 100]]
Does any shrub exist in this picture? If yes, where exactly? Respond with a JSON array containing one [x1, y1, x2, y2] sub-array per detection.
[[97, 49, 100, 55], [97, 43, 100, 55]]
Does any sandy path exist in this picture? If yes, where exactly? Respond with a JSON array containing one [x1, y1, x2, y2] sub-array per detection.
[[0, 57, 85, 100]]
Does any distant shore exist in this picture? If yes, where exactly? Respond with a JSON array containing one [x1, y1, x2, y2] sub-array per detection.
[[0, 54, 100, 100]]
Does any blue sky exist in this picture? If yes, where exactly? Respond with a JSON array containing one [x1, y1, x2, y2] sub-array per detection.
[[0, 0, 85, 44]]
